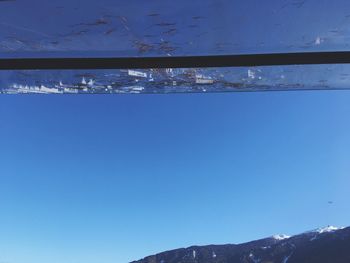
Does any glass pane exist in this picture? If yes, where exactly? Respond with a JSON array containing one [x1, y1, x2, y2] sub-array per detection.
[[1, 64, 350, 94], [1, 0, 350, 58]]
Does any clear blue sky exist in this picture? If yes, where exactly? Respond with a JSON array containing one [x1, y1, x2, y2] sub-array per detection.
[[0, 91, 350, 263]]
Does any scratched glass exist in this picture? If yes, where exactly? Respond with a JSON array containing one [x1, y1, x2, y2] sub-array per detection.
[[1, 64, 350, 94], [1, 0, 350, 58]]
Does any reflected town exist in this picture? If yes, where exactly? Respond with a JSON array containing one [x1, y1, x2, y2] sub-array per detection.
[[2, 67, 309, 94]]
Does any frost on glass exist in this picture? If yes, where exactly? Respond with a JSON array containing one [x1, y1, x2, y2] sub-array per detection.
[[1, 0, 350, 58], [1, 65, 350, 94]]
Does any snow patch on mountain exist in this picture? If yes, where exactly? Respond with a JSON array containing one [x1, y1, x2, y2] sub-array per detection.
[[282, 252, 293, 263], [315, 226, 344, 234], [249, 252, 261, 263], [307, 226, 345, 241], [272, 234, 291, 240]]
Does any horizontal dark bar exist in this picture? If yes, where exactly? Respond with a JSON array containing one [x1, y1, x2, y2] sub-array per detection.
[[1, 51, 350, 70]]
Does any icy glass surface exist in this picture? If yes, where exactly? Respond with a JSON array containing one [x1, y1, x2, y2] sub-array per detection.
[[2, 64, 350, 94], [1, 0, 350, 58]]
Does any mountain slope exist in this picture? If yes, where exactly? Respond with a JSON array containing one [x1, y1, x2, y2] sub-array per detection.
[[131, 226, 350, 263]]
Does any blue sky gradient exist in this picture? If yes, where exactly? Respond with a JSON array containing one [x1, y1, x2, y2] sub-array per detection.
[[0, 91, 350, 263]]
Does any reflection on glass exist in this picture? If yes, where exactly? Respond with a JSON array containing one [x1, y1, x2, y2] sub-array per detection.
[[1, 0, 350, 57], [1, 64, 350, 94]]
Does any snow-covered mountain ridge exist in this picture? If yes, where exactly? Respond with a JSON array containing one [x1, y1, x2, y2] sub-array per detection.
[[132, 226, 350, 263]]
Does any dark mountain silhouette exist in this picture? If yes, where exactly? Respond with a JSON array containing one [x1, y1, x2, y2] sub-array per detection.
[[131, 226, 350, 263]]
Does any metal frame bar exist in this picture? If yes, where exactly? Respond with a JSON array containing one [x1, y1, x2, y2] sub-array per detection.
[[1, 51, 350, 70]]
